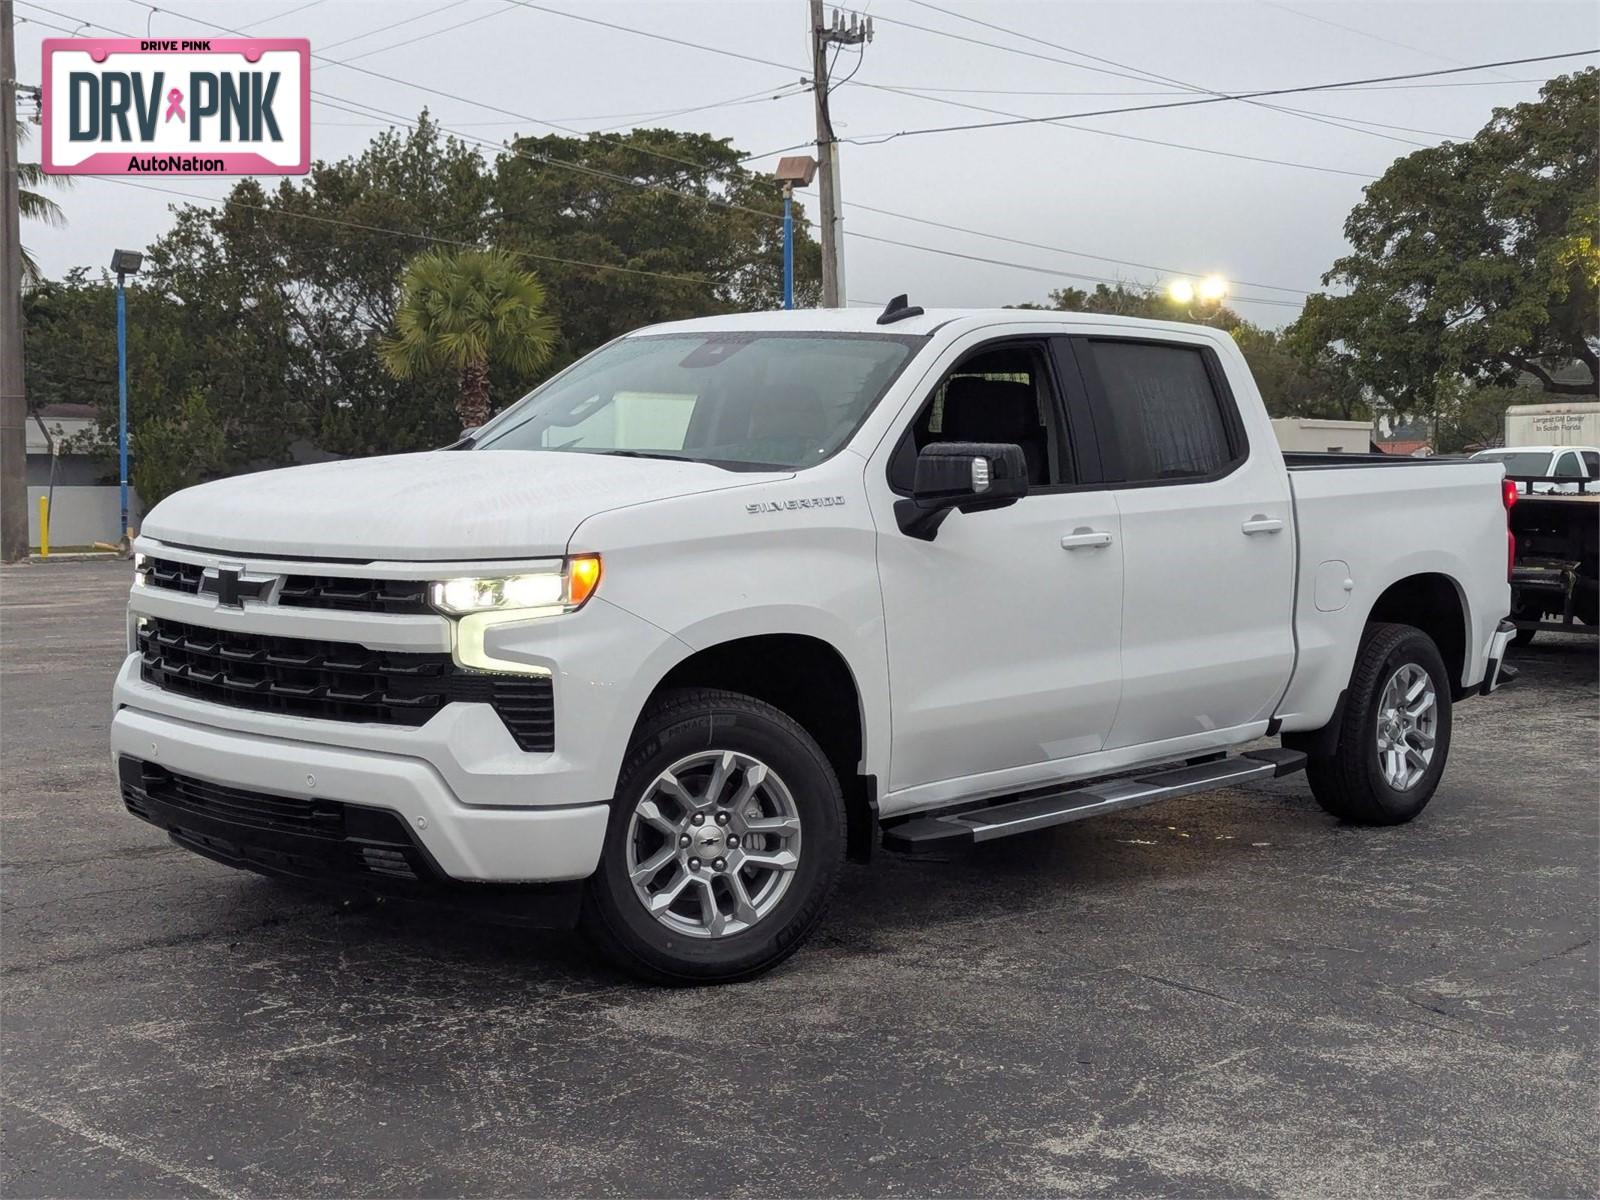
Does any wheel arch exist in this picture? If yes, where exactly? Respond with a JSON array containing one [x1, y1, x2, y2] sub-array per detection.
[[1364, 571, 1471, 697], [625, 632, 880, 862]]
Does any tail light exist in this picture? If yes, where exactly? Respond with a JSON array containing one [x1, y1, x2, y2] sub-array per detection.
[[1502, 477, 1517, 580]]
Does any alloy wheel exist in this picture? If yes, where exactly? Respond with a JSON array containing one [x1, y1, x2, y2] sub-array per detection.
[[624, 750, 802, 938], [1375, 662, 1438, 791]]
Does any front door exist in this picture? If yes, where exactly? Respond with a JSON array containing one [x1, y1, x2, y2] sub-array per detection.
[[872, 336, 1123, 805]]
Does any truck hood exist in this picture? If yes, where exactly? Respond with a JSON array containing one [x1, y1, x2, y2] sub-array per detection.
[[142, 450, 789, 560]]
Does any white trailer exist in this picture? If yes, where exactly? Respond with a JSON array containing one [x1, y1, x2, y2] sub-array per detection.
[[1504, 402, 1600, 448]]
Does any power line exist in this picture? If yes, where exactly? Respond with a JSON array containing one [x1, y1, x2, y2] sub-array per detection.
[[23, 2, 1318, 307], [823, 48, 1597, 147], [81, 175, 727, 289], [842, 203, 1310, 295], [1264, 2, 1523, 81], [338, 1, 522, 66], [883, 0, 1429, 148], [315, 0, 461, 53], [496, 0, 1416, 171], [849, 77, 1554, 96], [844, 227, 1305, 309], [102, 0, 1322, 298]]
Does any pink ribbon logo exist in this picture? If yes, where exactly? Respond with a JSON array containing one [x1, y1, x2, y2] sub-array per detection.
[[164, 88, 185, 123]]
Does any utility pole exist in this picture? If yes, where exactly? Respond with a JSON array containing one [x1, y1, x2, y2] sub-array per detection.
[[810, 1, 870, 309], [1, 0, 28, 562]]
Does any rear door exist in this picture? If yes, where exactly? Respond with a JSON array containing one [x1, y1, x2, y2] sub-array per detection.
[[1068, 334, 1296, 751]]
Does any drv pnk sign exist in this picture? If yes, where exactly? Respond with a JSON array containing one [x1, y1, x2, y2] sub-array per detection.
[[42, 38, 309, 175]]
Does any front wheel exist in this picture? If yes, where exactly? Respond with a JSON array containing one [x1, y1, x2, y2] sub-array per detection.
[[581, 688, 845, 984], [1306, 622, 1453, 825]]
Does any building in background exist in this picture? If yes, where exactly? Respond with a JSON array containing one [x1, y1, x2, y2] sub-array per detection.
[[1270, 417, 1375, 454], [26, 402, 132, 549]]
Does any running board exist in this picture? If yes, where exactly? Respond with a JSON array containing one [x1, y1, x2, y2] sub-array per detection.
[[881, 748, 1307, 854]]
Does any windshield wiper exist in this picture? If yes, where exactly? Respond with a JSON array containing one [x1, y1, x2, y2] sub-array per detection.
[[587, 449, 788, 472], [587, 449, 693, 462]]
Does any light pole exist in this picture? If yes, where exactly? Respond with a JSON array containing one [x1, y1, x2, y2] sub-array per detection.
[[773, 156, 818, 310], [110, 248, 143, 550]]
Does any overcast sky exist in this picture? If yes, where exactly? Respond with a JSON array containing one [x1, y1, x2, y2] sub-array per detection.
[[14, 0, 1599, 327]]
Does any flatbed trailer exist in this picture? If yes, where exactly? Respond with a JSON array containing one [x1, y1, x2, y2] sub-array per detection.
[[1506, 475, 1598, 642]]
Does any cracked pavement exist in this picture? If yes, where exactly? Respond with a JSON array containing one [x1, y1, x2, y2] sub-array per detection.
[[2, 559, 1597, 1197]]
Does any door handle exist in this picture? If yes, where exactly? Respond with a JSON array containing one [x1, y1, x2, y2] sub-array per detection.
[[1241, 516, 1284, 536], [1061, 528, 1114, 550]]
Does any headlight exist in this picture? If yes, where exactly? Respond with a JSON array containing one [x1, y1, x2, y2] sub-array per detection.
[[428, 554, 601, 617]]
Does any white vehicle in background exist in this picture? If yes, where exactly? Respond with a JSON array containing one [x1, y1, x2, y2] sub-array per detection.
[[112, 302, 1516, 982], [1470, 445, 1600, 493]]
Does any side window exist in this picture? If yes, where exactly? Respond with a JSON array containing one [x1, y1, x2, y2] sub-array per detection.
[[1078, 339, 1243, 483], [1582, 451, 1599, 478], [890, 342, 1066, 490], [1554, 451, 1583, 478]]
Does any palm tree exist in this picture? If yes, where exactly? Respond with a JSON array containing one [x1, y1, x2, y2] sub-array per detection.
[[18, 124, 70, 284], [379, 247, 559, 430]]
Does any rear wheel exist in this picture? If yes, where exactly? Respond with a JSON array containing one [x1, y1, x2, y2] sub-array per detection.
[[581, 688, 845, 984], [1306, 622, 1453, 825]]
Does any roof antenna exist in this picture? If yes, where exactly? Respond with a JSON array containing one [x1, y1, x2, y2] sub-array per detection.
[[876, 294, 924, 325]]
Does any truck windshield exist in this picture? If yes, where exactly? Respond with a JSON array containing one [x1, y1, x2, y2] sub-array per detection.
[[472, 332, 923, 470], [1473, 450, 1555, 477]]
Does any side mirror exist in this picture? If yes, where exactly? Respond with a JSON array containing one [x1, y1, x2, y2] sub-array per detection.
[[895, 442, 1029, 540]]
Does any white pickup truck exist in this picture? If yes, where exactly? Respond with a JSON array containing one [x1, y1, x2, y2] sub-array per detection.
[[114, 304, 1517, 982]]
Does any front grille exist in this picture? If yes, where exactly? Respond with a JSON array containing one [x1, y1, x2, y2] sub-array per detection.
[[122, 759, 428, 883], [143, 557, 431, 615], [147, 556, 204, 594], [138, 618, 554, 750], [278, 575, 431, 615]]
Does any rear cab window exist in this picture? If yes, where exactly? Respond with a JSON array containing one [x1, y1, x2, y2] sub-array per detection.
[[1070, 338, 1246, 485]]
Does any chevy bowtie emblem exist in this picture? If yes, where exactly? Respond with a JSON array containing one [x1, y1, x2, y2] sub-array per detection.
[[199, 567, 274, 608]]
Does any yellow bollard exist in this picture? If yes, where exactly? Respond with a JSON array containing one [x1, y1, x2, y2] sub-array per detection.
[[38, 496, 50, 558]]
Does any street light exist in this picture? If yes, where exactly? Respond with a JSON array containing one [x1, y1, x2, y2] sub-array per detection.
[[110, 248, 143, 550], [773, 155, 817, 309], [1165, 274, 1229, 318]]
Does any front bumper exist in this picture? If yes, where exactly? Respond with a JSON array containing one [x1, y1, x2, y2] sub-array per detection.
[[117, 755, 588, 926], [111, 703, 610, 885]]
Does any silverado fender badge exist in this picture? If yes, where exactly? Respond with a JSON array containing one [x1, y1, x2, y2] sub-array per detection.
[[746, 496, 847, 514]]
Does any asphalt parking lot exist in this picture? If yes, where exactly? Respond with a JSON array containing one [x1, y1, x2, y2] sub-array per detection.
[[2, 558, 1596, 1198]]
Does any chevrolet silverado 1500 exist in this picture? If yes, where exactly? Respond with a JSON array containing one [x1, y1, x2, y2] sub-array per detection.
[[114, 304, 1517, 981]]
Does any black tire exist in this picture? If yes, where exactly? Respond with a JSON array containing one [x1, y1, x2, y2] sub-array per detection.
[[1512, 626, 1538, 647], [580, 688, 846, 984], [1306, 622, 1454, 826]]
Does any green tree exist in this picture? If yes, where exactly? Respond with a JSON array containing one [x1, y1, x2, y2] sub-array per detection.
[[18, 124, 72, 284], [1021, 282, 1243, 329], [380, 247, 558, 429], [490, 128, 822, 371], [1295, 69, 1599, 415], [130, 389, 227, 508], [24, 116, 826, 502], [1231, 322, 1369, 421]]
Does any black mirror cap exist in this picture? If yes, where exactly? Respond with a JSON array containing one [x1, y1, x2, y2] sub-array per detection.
[[896, 442, 1028, 539], [912, 442, 1028, 505]]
